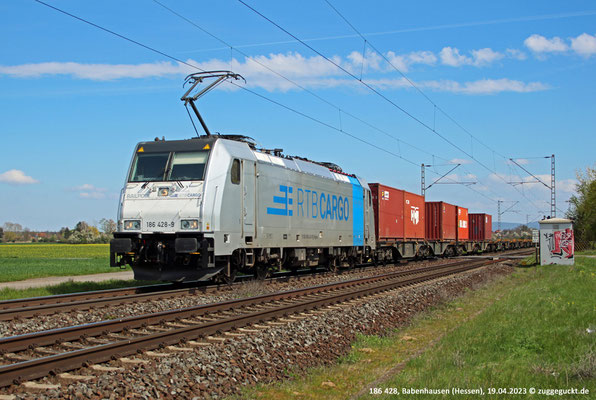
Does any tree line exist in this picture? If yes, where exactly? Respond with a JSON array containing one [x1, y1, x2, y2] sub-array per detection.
[[0, 219, 116, 244], [566, 164, 596, 250]]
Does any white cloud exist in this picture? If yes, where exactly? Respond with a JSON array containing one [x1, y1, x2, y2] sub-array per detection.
[[441, 173, 477, 183], [512, 158, 529, 165], [0, 169, 39, 185], [79, 192, 107, 199], [71, 183, 108, 199], [570, 33, 596, 57], [407, 51, 438, 65], [524, 175, 577, 194], [558, 179, 578, 193], [439, 47, 504, 67], [0, 61, 192, 80], [524, 34, 568, 53], [384, 52, 409, 72], [471, 48, 504, 65], [506, 48, 527, 60], [381, 50, 439, 72], [0, 51, 546, 95], [450, 158, 474, 165], [421, 78, 548, 95], [439, 47, 471, 66], [73, 184, 106, 192]]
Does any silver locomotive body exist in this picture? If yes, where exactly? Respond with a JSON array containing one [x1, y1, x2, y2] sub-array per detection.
[[110, 137, 375, 281]]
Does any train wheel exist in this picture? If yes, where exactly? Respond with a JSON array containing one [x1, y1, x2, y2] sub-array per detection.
[[327, 257, 339, 273], [347, 257, 356, 271], [254, 264, 270, 280], [215, 269, 237, 285]]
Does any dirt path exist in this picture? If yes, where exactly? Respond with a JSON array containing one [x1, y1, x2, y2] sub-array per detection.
[[0, 270, 134, 290]]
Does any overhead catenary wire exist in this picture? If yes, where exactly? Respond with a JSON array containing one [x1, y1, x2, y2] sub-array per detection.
[[239, 0, 545, 212], [150, 0, 503, 204], [34, 0, 520, 208], [31, 0, 421, 168], [150, 0, 446, 163], [323, 0, 553, 211]]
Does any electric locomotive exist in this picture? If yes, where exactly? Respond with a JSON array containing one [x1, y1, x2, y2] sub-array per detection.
[[110, 135, 376, 282]]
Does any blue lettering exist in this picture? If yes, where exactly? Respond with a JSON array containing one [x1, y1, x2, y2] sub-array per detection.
[[332, 195, 338, 220], [344, 198, 349, 220], [326, 194, 332, 220], [320, 193, 326, 219], [312, 190, 318, 218], [338, 196, 344, 220], [305, 190, 311, 218], [297, 188, 304, 217]]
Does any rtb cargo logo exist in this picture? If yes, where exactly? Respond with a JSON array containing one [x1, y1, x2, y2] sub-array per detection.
[[267, 184, 350, 221], [266, 185, 293, 216]]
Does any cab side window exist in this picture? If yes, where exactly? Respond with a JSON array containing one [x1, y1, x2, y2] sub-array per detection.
[[231, 159, 241, 184]]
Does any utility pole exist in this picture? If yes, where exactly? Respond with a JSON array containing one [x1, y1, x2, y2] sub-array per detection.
[[498, 200, 502, 232], [421, 164, 426, 197], [550, 154, 556, 218], [497, 200, 519, 232]]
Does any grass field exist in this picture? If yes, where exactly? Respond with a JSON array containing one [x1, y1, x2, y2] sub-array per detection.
[[246, 257, 596, 399], [0, 243, 124, 282]]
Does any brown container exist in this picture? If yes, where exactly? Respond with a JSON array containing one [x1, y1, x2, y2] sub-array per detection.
[[370, 183, 404, 241], [425, 201, 457, 240], [369, 183, 425, 241], [469, 213, 493, 241], [457, 206, 469, 241], [404, 190, 425, 239]]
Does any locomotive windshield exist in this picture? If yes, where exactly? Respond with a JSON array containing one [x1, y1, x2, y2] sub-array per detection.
[[129, 150, 209, 182]]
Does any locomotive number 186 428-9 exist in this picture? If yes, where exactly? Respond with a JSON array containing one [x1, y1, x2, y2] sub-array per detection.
[[146, 221, 175, 228]]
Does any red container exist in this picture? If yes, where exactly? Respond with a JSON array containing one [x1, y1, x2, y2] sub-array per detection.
[[469, 213, 493, 241], [404, 190, 425, 239], [370, 183, 404, 241], [425, 202, 457, 240], [457, 207, 469, 241], [369, 183, 425, 241]]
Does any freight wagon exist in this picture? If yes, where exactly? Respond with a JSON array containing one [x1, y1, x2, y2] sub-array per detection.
[[369, 183, 427, 262]]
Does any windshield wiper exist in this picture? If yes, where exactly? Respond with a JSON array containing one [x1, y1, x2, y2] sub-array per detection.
[[141, 181, 151, 189], [176, 180, 184, 188]]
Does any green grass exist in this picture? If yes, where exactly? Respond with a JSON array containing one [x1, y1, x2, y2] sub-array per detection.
[[0, 243, 127, 282], [243, 257, 596, 400], [0, 279, 161, 301], [578, 250, 596, 256], [373, 258, 596, 399]]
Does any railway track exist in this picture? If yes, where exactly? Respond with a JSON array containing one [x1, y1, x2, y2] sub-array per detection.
[[0, 248, 534, 322], [0, 256, 520, 388], [0, 267, 333, 322]]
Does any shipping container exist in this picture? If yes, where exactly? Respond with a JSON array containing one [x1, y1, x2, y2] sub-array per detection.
[[457, 206, 469, 241], [425, 201, 457, 240], [404, 190, 425, 239], [369, 183, 425, 241], [370, 183, 404, 241], [469, 213, 493, 241]]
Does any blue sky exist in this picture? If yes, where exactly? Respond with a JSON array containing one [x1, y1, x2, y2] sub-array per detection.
[[1, 0, 595, 231]]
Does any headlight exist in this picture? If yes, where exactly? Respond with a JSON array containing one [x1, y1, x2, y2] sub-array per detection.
[[158, 187, 169, 197], [123, 220, 141, 230], [181, 219, 199, 230]]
